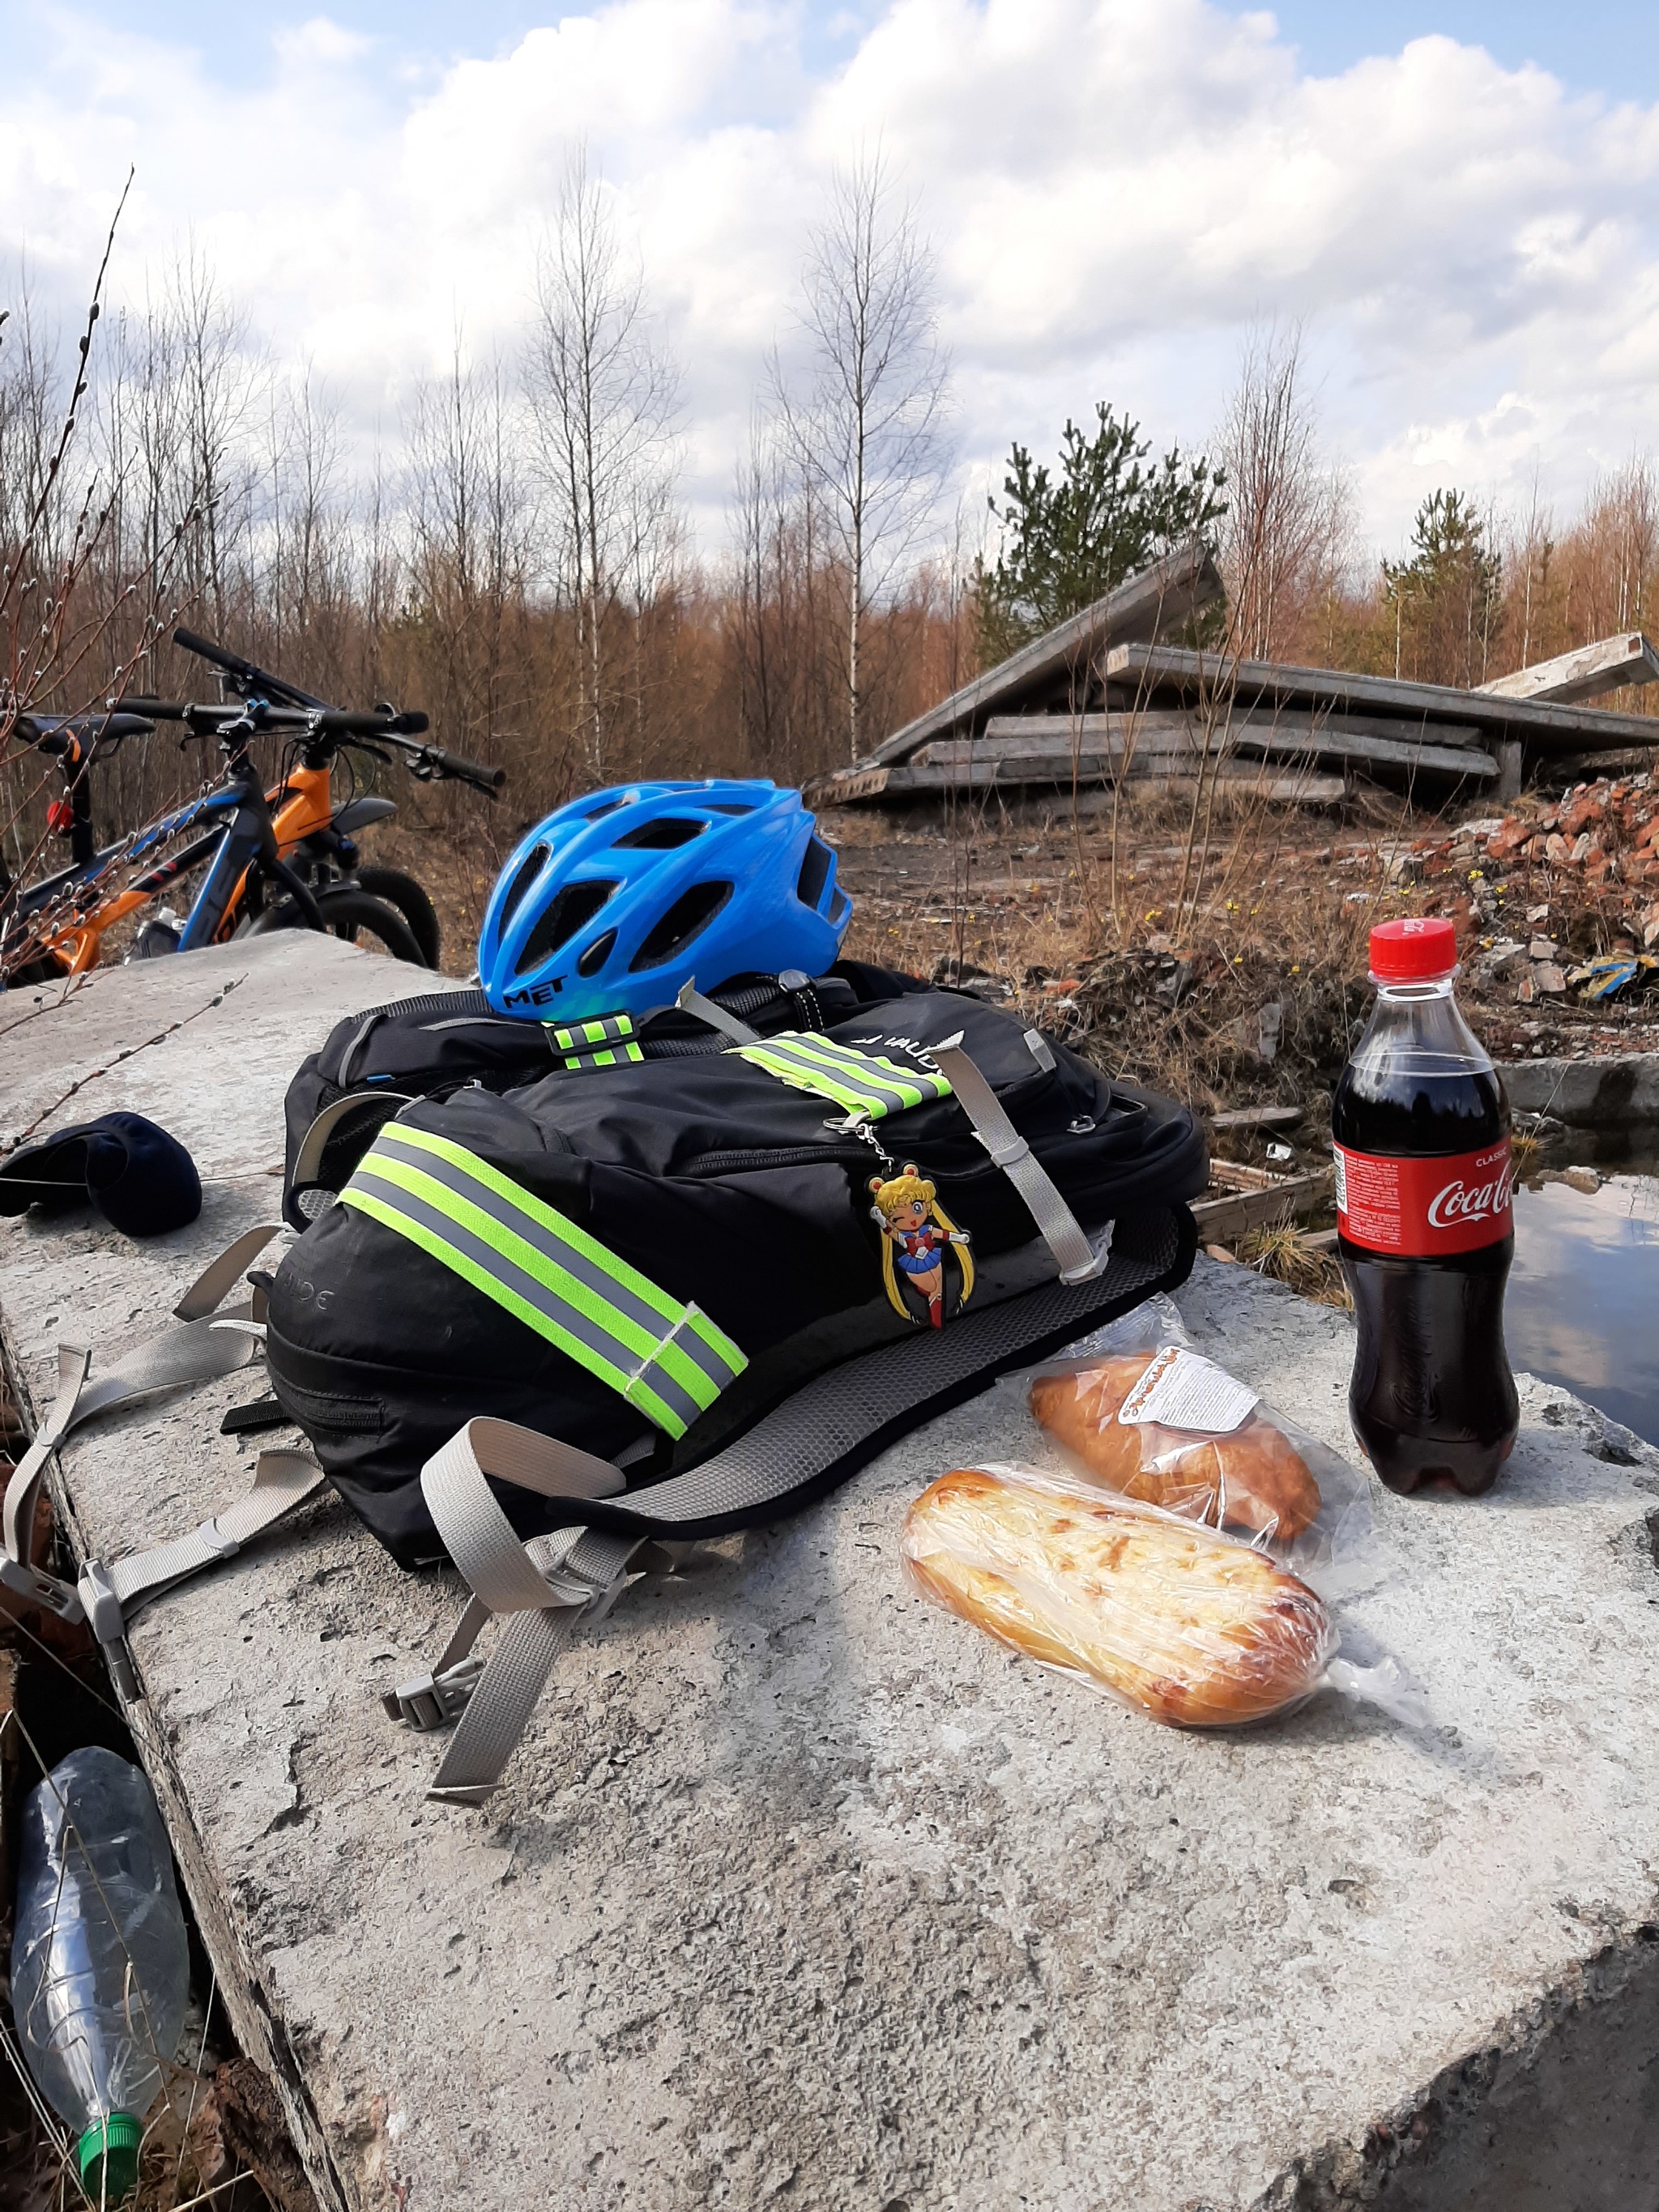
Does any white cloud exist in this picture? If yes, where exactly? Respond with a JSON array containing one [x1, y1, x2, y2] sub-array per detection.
[[4, 0, 1659, 558]]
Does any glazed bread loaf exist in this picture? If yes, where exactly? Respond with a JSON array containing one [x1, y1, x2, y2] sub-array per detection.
[[1029, 1355, 1322, 1541], [903, 1465, 1333, 1726]]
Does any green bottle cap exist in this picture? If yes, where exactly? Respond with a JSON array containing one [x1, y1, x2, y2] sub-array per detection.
[[77, 2112, 143, 2202]]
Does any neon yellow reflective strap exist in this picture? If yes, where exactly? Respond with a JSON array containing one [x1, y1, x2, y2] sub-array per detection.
[[559, 1042, 644, 1071], [731, 1032, 953, 1119], [340, 1123, 744, 1438], [546, 1013, 635, 1051], [543, 1012, 643, 1072]]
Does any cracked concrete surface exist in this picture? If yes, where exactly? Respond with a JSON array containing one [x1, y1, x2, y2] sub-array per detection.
[[4, 939, 1659, 2210]]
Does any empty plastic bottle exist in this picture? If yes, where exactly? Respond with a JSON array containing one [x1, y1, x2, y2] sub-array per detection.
[[11, 1746, 190, 2203]]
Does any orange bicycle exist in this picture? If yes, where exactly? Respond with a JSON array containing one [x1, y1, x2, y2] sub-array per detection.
[[1, 629, 503, 986]]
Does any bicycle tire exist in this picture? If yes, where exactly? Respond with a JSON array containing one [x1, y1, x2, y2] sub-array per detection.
[[247, 887, 424, 965], [354, 867, 441, 968]]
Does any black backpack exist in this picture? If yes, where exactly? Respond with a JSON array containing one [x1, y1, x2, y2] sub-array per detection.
[[279, 963, 929, 1229], [266, 974, 1205, 1567]]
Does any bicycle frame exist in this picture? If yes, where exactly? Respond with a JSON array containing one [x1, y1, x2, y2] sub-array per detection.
[[13, 754, 343, 975]]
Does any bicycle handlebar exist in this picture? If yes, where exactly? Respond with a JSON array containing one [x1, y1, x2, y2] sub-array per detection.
[[160, 630, 501, 790], [172, 625, 331, 711], [408, 742, 506, 791], [13, 710, 158, 755], [105, 694, 502, 792]]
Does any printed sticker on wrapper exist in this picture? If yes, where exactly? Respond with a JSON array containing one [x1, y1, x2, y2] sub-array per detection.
[[1333, 1140, 1513, 1256], [1116, 1347, 1260, 1434]]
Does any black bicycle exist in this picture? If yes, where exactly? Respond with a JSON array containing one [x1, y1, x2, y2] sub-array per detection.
[[1, 633, 502, 985]]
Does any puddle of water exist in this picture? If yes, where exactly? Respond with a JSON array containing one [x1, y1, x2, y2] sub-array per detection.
[[1507, 1172, 1659, 1443]]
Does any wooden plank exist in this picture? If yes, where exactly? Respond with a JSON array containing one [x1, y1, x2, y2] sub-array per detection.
[[805, 762, 890, 805], [1190, 1170, 1330, 1240], [1210, 1103, 1305, 1132], [1546, 744, 1659, 782], [905, 724, 1493, 786], [1209, 1160, 1299, 1191], [1476, 632, 1659, 705], [975, 707, 1487, 754], [930, 716, 1194, 762], [858, 541, 1222, 768], [871, 759, 1346, 803], [962, 709, 1493, 778], [1102, 641, 1659, 753], [1496, 738, 1523, 803], [1234, 727, 1495, 779]]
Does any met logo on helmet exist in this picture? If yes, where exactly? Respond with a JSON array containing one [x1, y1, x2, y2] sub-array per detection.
[[501, 977, 567, 1008]]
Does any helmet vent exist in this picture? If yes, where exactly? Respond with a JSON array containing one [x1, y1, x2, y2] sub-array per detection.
[[795, 836, 833, 910], [629, 881, 732, 970], [705, 801, 757, 816], [497, 844, 548, 928], [516, 880, 619, 974], [577, 928, 617, 977], [611, 816, 706, 850]]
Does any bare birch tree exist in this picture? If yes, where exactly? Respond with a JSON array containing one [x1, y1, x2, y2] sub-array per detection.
[[783, 151, 950, 761], [1218, 322, 1350, 663], [527, 147, 681, 782]]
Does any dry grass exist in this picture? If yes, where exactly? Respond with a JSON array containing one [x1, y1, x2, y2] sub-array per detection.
[[1238, 1222, 1351, 1308]]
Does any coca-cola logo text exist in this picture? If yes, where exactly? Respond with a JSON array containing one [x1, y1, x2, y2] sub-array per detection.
[[1334, 1138, 1514, 1255], [1427, 1157, 1515, 1230]]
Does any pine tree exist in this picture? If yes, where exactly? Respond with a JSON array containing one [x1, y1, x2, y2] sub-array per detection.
[[1381, 489, 1503, 687], [975, 403, 1225, 663]]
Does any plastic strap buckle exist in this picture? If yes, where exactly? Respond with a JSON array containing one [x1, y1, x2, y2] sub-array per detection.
[[0, 1552, 85, 1624], [977, 1131, 1031, 1169], [76, 1558, 140, 1699], [577, 1563, 642, 1625], [1059, 1220, 1116, 1287], [383, 1652, 487, 1731]]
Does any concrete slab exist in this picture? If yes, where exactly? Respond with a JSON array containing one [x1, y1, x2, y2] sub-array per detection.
[[5, 940, 1659, 2211], [1504, 1051, 1659, 1129]]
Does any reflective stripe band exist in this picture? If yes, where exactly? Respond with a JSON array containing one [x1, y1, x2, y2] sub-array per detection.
[[544, 1013, 642, 1073], [340, 1124, 744, 1437], [732, 1032, 953, 1119], [556, 1042, 644, 1072], [546, 1013, 636, 1051]]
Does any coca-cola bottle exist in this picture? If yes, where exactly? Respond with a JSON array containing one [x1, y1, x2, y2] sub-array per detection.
[[1333, 916, 1518, 1494]]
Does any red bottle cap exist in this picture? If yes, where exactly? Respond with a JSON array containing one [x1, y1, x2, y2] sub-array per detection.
[[1369, 915, 1457, 982]]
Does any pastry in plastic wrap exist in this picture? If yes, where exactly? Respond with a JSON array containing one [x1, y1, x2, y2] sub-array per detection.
[[903, 1464, 1336, 1727], [1029, 1352, 1323, 1541]]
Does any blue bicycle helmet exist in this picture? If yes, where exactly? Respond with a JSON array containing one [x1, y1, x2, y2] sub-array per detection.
[[478, 779, 851, 1023]]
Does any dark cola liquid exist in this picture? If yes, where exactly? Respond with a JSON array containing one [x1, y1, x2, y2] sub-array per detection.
[[1333, 1052, 1520, 1496]]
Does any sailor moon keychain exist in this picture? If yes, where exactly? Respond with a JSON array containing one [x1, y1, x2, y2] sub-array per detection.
[[868, 1161, 975, 1329]]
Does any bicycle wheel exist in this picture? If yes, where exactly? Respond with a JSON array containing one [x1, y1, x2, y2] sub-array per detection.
[[354, 867, 441, 968], [248, 887, 424, 965]]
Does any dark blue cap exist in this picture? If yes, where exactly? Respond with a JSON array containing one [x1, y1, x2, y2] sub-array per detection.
[[0, 1112, 202, 1238]]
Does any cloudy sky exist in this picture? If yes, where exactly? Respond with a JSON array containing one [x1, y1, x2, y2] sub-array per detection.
[[3, 0, 1657, 563]]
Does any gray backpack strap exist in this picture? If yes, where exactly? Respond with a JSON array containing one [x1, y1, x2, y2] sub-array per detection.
[[402, 1254, 1166, 1803], [929, 1033, 1107, 1285], [674, 979, 760, 1044], [79, 1448, 326, 1698], [0, 1226, 321, 1684]]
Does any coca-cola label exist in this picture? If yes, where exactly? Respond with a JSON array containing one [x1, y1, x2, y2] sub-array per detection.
[[1333, 1140, 1514, 1255]]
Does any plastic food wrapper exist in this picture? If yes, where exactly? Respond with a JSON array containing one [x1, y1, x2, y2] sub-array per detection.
[[902, 1461, 1427, 1733], [1009, 1296, 1376, 1594]]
